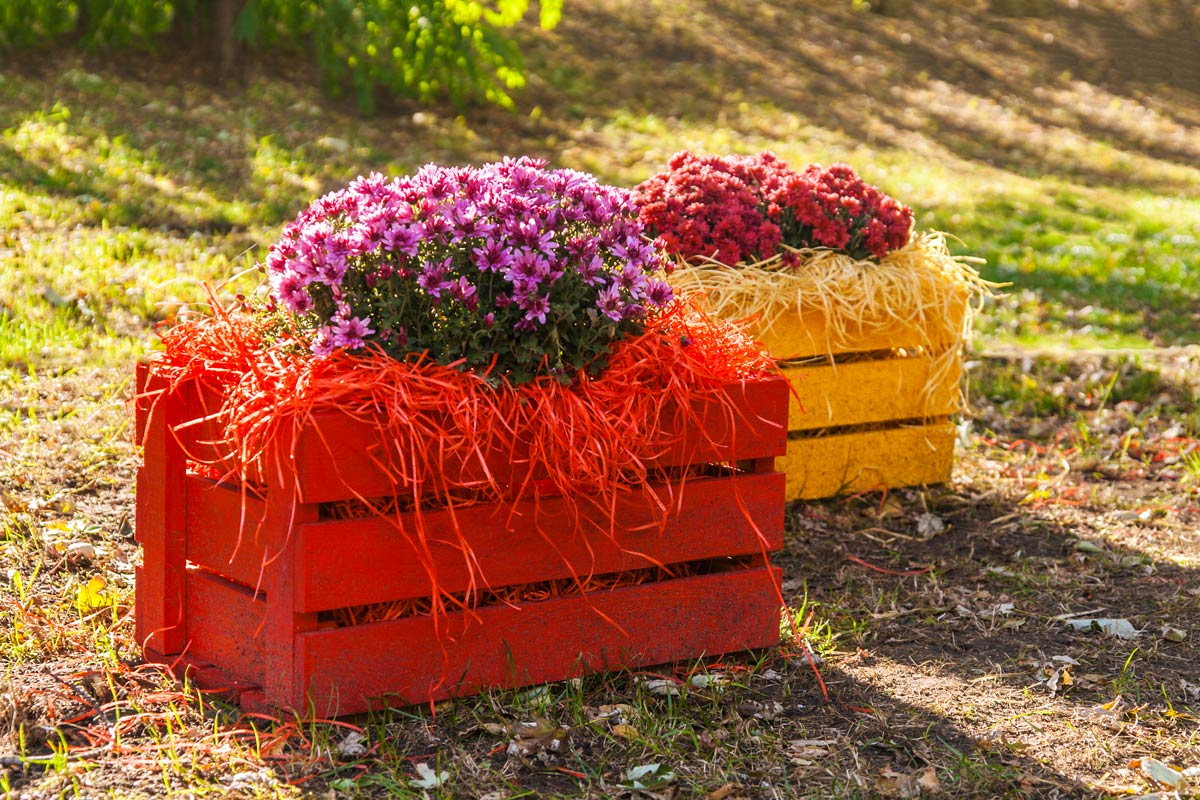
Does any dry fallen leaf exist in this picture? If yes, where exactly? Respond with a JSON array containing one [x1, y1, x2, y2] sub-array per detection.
[[916, 512, 946, 539], [65, 541, 97, 564], [877, 495, 906, 519], [622, 763, 675, 791], [875, 767, 916, 797], [1045, 665, 1073, 694], [916, 766, 942, 794], [690, 672, 729, 691], [1073, 672, 1109, 690], [586, 703, 633, 728], [335, 730, 368, 759], [611, 723, 641, 740], [1130, 758, 1184, 790], [505, 718, 570, 757], [736, 700, 784, 721], [787, 739, 832, 766], [706, 784, 745, 800], [640, 678, 682, 696], [409, 762, 449, 790], [75, 575, 109, 611], [1160, 625, 1187, 642]]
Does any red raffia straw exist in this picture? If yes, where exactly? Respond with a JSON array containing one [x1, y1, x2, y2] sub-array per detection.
[[784, 609, 830, 703], [844, 555, 932, 577]]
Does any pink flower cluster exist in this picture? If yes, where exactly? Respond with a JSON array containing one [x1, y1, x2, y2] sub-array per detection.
[[634, 151, 914, 264], [263, 158, 672, 380]]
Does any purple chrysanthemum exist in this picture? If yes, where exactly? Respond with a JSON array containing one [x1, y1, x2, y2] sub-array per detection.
[[264, 157, 674, 378]]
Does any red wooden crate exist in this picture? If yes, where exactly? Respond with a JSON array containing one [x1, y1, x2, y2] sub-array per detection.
[[134, 363, 789, 716]]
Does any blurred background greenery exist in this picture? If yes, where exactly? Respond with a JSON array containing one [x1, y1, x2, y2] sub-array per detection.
[[1, 0, 1198, 374]]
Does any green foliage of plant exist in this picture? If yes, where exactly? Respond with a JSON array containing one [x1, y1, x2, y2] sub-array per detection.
[[76, 0, 176, 49], [0, 0, 562, 112], [0, 0, 74, 49], [239, 0, 562, 112]]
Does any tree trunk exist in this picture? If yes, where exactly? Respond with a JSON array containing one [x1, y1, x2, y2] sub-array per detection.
[[213, 0, 244, 80]]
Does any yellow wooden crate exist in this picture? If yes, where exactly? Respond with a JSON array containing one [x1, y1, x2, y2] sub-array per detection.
[[779, 422, 956, 500]]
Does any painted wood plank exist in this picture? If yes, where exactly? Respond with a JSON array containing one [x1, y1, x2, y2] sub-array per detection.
[[134, 361, 151, 448], [297, 566, 783, 716], [164, 376, 787, 505], [134, 365, 188, 655], [294, 471, 785, 612], [186, 475, 266, 590], [658, 376, 790, 466], [781, 354, 960, 431], [286, 377, 789, 504], [780, 423, 956, 500], [256, 459, 322, 713], [183, 568, 265, 688], [751, 289, 968, 361], [171, 379, 239, 475]]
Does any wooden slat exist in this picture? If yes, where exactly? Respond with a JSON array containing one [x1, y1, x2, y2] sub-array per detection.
[[166, 377, 788, 505], [295, 471, 785, 612], [751, 289, 968, 361], [287, 376, 789, 504], [183, 568, 265, 687], [134, 361, 152, 447], [782, 354, 961, 431], [186, 475, 266, 589], [780, 423, 956, 500], [173, 379, 238, 472], [297, 566, 783, 716], [658, 376, 789, 466]]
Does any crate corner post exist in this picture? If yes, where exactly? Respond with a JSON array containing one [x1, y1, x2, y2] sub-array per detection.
[[134, 366, 188, 659]]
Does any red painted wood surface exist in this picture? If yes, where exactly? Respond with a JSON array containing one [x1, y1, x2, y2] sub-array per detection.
[[184, 470, 783, 610], [299, 566, 782, 716], [256, 461, 321, 711], [173, 379, 237, 472], [173, 377, 789, 504], [294, 471, 782, 612], [134, 363, 188, 655], [184, 568, 266, 686], [186, 475, 266, 589]]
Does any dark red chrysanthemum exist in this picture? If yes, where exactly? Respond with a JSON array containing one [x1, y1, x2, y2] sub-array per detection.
[[635, 151, 914, 265]]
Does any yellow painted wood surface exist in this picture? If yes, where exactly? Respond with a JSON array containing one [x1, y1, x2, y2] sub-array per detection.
[[780, 423, 956, 500], [781, 353, 961, 431], [753, 291, 968, 361]]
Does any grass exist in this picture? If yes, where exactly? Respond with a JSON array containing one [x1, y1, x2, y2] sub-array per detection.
[[2, 0, 1200, 797], [1, 4, 1199, 370]]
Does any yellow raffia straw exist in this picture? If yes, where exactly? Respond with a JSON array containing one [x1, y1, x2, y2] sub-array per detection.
[[667, 231, 1002, 415]]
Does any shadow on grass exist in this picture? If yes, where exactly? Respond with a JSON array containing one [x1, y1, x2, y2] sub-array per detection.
[[527, 0, 1200, 195]]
